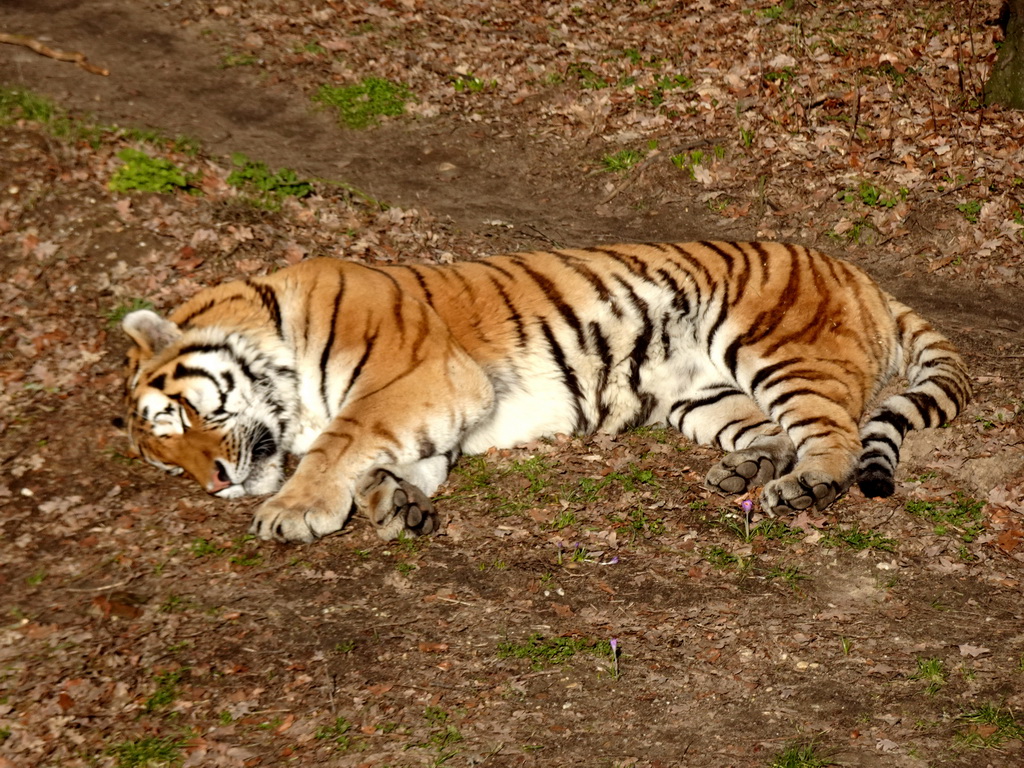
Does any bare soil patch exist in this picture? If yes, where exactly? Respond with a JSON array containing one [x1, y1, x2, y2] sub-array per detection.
[[1, 2, 1023, 767]]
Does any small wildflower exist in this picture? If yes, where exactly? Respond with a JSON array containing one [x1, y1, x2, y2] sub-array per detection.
[[600, 555, 619, 566], [740, 499, 754, 514], [609, 637, 620, 679]]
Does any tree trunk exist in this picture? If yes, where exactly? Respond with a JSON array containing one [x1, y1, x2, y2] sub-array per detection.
[[987, 0, 1024, 108]]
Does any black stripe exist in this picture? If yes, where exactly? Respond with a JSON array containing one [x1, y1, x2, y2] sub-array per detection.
[[670, 388, 739, 422], [655, 267, 691, 315], [767, 386, 845, 412], [784, 415, 846, 432], [869, 409, 913, 437], [613, 275, 654, 393], [750, 242, 774, 286], [861, 433, 900, 456], [247, 281, 283, 337], [723, 244, 804, 373], [173, 362, 221, 387], [319, 274, 346, 412], [590, 246, 652, 280], [858, 448, 896, 465], [750, 357, 801, 393], [175, 299, 216, 328], [904, 391, 940, 426], [512, 257, 588, 349], [590, 321, 614, 429], [540, 321, 586, 432], [341, 337, 375, 404], [400, 265, 435, 305], [712, 418, 747, 448], [561, 253, 623, 318], [732, 419, 774, 444], [487, 276, 528, 347]]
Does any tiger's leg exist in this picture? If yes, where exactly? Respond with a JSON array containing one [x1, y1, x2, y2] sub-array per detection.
[[760, 405, 861, 515], [250, 318, 494, 543], [355, 452, 458, 540], [669, 386, 796, 496]]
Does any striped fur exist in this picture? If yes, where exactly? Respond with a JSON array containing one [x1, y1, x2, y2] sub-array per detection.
[[122, 242, 970, 543]]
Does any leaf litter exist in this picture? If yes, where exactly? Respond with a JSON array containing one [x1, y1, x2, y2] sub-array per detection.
[[0, 1, 1023, 767]]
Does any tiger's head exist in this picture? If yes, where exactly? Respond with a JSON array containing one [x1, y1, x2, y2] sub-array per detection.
[[122, 309, 297, 498]]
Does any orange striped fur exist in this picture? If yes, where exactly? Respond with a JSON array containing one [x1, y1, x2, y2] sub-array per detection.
[[122, 242, 970, 542]]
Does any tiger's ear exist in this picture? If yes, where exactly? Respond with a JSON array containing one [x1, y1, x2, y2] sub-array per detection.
[[122, 309, 182, 357]]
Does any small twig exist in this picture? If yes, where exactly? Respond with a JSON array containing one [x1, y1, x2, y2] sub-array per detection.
[[0, 32, 109, 76], [435, 596, 474, 606], [65, 579, 134, 593], [524, 224, 563, 249], [848, 85, 861, 146]]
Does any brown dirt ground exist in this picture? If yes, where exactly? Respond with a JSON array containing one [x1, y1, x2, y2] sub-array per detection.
[[1, 2, 1024, 767]]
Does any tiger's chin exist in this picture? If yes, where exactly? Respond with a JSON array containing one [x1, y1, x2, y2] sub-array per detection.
[[212, 460, 285, 499]]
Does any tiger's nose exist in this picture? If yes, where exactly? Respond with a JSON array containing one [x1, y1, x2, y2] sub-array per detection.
[[207, 461, 232, 494]]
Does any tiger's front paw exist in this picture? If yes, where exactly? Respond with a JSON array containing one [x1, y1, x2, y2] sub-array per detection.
[[249, 486, 352, 543], [761, 471, 840, 516]]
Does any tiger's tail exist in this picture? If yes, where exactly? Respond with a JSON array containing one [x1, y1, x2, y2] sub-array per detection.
[[855, 298, 971, 498]]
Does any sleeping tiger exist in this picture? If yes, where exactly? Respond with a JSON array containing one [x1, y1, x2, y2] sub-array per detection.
[[122, 241, 970, 544]]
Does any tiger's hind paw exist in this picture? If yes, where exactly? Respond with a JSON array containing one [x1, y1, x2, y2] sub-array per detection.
[[360, 469, 439, 541], [761, 471, 841, 515], [706, 450, 781, 495]]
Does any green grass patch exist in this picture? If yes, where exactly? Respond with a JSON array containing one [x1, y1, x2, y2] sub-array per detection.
[[905, 493, 985, 542], [768, 740, 836, 768], [190, 538, 227, 558], [764, 563, 808, 590], [497, 633, 613, 670], [421, 707, 463, 763], [313, 77, 412, 128], [671, 146, 724, 178], [601, 148, 644, 172], [641, 73, 694, 106], [316, 716, 354, 751], [109, 148, 200, 195], [955, 703, 1024, 748], [0, 86, 59, 124], [220, 52, 260, 68], [109, 736, 185, 768], [819, 524, 896, 552], [716, 513, 801, 544], [910, 657, 946, 695], [764, 67, 796, 83], [227, 153, 313, 208], [507, 456, 555, 496], [838, 180, 907, 208], [567, 62, 609, 90], [451, 73, 496, 93], [144, 669, 187, 712], [617, 507, 666, 540], [956, 199, 983, 223], [702, 545, 742, 570], [0, 86, 103, 144]]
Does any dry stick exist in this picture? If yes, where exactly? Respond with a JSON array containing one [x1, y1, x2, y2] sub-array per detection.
[[0, 32, 109, 76]]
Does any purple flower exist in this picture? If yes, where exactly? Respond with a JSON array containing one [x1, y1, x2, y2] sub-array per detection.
[[740, 499, 754, 514]]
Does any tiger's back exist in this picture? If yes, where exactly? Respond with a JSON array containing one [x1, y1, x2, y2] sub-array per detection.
[[122, 241, 969, 543]]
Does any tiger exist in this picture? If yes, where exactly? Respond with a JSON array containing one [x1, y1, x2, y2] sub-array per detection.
[[121, 241, 970, 544]]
